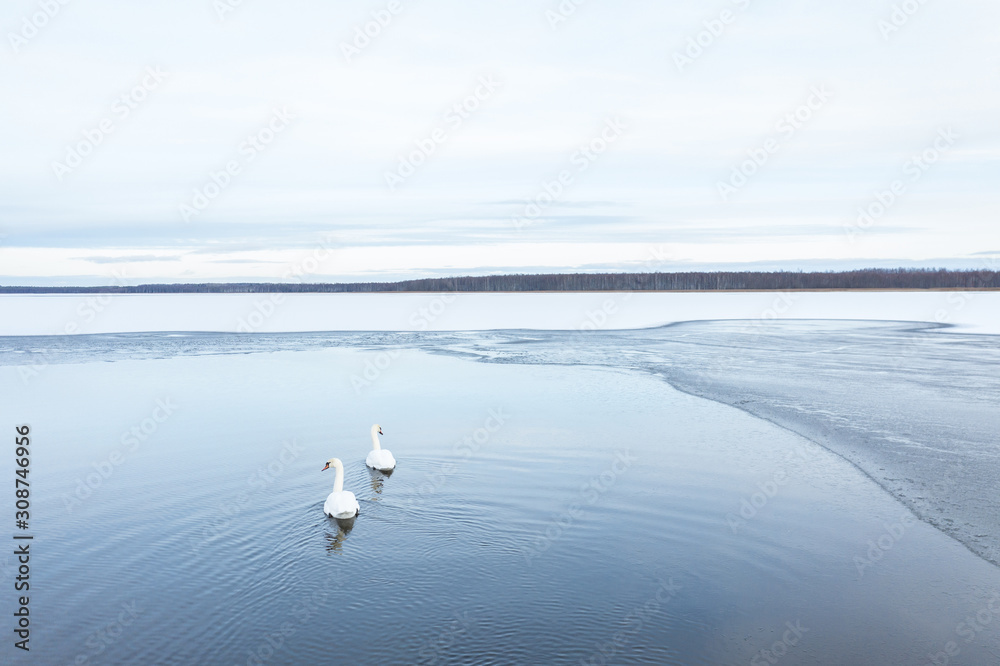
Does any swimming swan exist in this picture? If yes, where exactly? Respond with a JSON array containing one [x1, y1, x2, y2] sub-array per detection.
[[322, 458, 359, 519], [365, 424, 396, 472]]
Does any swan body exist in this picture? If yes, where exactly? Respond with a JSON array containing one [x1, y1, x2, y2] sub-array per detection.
[[365, 424, 396, 472], [322, 458, 359, 519]]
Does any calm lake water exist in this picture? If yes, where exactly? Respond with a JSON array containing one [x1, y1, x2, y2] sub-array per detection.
[[2, 332, 999, 664]]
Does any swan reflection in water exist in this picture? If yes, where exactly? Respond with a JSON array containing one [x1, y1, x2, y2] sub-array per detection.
[[368, 467, 393, 497], [325, 516, 355, 554]]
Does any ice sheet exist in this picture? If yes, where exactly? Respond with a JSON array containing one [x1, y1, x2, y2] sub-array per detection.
[[0, 291, 998, 334]]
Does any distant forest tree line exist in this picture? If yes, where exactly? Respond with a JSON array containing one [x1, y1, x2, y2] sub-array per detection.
[[2, 269, 999, 293]]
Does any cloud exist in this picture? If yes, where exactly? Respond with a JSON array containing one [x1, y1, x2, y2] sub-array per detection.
[[209, 258, 286, 264], [79, 254, 180, 264], [487, 200, 625, 209], [1, 0, 997, 280]]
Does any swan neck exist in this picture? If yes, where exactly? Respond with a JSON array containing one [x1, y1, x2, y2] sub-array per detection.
[[371, 431, 381, 451], [333, 464, 344, 493]]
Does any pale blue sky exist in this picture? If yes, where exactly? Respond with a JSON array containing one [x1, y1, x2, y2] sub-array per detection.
[[1, 0, 998, 283]]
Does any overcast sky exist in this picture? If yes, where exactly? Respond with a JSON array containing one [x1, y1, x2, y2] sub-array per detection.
[[1, 0, 998, 284]]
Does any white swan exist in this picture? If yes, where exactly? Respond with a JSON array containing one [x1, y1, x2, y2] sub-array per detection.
[[321, 458, 359, 519], [365, 424, 396, 472]]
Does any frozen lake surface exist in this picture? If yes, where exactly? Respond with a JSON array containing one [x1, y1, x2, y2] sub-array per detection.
[[1, 322, 999, 664], [425, 320, 1000, 570], [1, 290, 999, 334]]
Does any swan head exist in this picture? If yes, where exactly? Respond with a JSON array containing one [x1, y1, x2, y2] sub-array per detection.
[[322, 457, 343, 472], [372, 424, 383, 436]]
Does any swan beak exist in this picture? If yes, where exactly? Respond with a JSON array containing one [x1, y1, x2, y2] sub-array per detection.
[[379, 428, 383, 435], [321, 463, 330, 471]]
